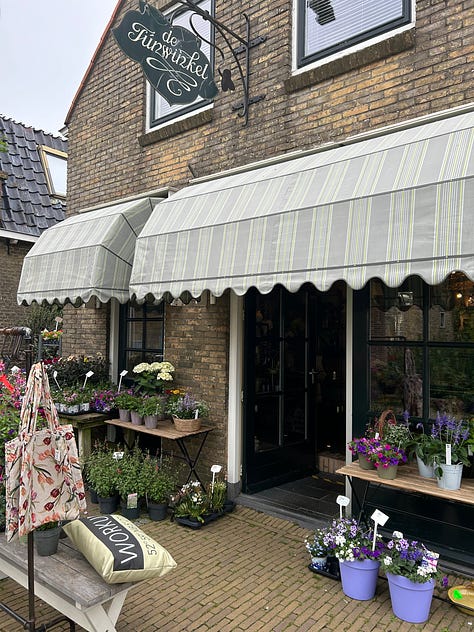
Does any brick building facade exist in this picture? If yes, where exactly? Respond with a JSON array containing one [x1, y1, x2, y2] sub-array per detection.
[[19, 0, 474, 566]]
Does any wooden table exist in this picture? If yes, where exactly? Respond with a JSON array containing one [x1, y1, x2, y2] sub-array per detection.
[[105, 419, 214, 487], [59, 412, 109, 459], [0, 535, 133, 632], [337, 461, 474, 508]]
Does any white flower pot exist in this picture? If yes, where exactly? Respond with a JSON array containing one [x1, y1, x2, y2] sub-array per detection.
[[436, 462, 463, 490]]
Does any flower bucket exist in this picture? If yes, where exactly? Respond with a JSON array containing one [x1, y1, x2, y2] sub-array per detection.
[[386, 572, 435, 623], [148, 501, 168, 521], [98, 495, 119, 514], [339, 559, 380, 600], [144, 414, 159, 429], [436, 462, 463, 491], [121, 502, 140, 521], [358, 456, 375, 470], [376, 464, 398, 480], [118, 408, 131, 422], [130, 411, 144, 425], [416, 455, 435, 478]]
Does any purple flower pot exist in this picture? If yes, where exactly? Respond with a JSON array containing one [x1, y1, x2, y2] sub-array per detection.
[[386, 572, 435, 623], [339, 559, 380, 600]]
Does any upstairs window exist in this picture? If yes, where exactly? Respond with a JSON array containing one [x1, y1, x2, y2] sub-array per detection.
[[147, 0, 215, 129], [39, 146, 67, 198], [297, 0, 412, 69]]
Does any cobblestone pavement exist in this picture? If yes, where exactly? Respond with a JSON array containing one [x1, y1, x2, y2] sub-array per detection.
[[0, 503, 472, 631]]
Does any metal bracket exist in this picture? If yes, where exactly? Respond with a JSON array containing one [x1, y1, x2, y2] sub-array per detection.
[[172, 1, 266, 125]]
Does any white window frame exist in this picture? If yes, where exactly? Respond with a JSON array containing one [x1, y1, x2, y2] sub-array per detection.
[[38, 145, 67, 198], [146, 0, 215, 132], [292, 0, 415, 75]]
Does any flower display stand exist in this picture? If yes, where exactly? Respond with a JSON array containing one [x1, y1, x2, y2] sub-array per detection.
[[175, 501, 235, 529]]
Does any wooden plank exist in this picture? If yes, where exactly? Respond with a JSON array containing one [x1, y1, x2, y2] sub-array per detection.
[[337, 461, 474, 506], [0, 536, 133, 608], [105, 418, 213, 440]]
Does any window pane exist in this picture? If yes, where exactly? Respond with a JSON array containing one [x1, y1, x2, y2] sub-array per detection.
[[370, 278, 423, 342], [429, 348, 474, 418], [370, 346, 423, 416], [127, 321, 143, 349], [146, 319, 164, 350], [430, 274, 474, 342], [300, 0, 410, 65], [46, 153, 67, 196]]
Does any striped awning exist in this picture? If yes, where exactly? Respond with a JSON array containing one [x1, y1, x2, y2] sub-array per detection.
[[130, 111, 474, 301], [18, 197, 160, 305]]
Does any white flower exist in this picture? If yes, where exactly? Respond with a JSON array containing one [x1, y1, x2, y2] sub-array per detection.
[[383, 556, 392, 565], [392, 530, 403, 539], [133, 362, 152, 374]]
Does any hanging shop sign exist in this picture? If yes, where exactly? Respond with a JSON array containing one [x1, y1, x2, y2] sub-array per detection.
[[113, 1, 218, 106]]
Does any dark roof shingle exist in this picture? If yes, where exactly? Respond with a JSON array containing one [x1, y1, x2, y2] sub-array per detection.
[[0, 116, 66, 237]]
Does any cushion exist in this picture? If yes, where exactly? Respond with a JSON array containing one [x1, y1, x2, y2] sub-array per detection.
[[62, 514, 177, 583]]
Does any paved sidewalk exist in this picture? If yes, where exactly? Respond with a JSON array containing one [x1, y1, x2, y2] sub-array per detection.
[[0, 503, 471, 631]]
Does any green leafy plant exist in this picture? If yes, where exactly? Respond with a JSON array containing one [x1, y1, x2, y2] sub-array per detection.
[[115, 445, 145, 501], [114, 390, 137, 410], [85, 442, 118, 498], [209, 479, 227, 512], [35, 521, 60, 531], [369, 441, 407, 469], [142, 455, 180, 504], [304, 527, 332, 557], [139, 395, 165, 417], [429, 412, 471, 476]]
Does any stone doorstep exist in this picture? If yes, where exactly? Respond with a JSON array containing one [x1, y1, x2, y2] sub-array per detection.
[[317, 451, 345, 474]]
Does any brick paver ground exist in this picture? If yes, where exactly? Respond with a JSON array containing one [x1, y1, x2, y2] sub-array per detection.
[[0, 503, 471, 631]]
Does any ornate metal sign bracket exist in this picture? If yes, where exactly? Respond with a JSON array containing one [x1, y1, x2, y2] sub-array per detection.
[[173, 1, 267, 125]]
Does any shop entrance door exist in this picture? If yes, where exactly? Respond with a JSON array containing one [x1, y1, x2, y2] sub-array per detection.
[[243, 283, 346, 493]]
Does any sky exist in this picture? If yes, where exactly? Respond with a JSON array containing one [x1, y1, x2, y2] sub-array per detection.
[[0, 0, 119, 135]]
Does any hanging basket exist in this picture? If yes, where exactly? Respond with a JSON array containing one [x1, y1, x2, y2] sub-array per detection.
[[172, 415, 202, 432]]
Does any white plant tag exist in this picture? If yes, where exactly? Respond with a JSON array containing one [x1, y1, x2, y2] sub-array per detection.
[[371, 509, 389, 526], [445, 444, 452, 466], [113, 451, 124, 460], [55, 448, 61, 462], [127, 493, 138, 509], [375, 432, 380, 440]]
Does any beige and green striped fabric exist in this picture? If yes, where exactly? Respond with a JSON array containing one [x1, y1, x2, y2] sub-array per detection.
[[130, 111, 474, 301], [18, 197, 160, 305]]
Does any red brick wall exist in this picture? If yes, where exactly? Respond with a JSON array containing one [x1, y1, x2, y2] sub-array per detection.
[[0, 240, 33, 329]]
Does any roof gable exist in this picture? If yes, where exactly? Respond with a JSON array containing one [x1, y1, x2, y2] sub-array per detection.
[[0, 116, 67, 238]]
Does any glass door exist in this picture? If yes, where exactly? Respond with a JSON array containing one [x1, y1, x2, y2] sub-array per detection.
[[243, 283, 346, 492]]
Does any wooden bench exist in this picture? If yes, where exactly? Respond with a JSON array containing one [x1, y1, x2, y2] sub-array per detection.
[[0, 535, 134, 632]]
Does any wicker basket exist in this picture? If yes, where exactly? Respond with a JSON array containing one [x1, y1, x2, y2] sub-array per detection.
[[172, 415, 202, 432]]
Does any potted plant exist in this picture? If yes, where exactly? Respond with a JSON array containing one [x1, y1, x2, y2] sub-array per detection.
[[166, 392, 209, 432], [85, 442, 119, 513], [406, 422, 439, 478], [429, 412, 470, 490], [171, 481, 210, 527], [325, 517, 385, 600], [34, 521, 61, 556], [115, 445, 145, 519], [132, 361, 175, 395], [368, 441, 407, 479], [142, 455, 179, 520], [304, 526, 332, 570], [348, 437, 378, 470], [380, 530, 448, 623], [139, 395, 165, 429], [114, 390, 136, 422]]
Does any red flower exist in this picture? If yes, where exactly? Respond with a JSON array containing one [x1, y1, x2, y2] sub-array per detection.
[[44, 502, 54, 511], [50, 488, 60, 498], [43, 437, 51, 445], [65, 432, 73, 440]]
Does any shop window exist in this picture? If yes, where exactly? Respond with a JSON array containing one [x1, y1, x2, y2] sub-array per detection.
[[368, 274, 474, 420], [147, 0, 214, 129], [39, 146, 67, 198], [296, 0, 412, 69], [119, 302, 165, 374]]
